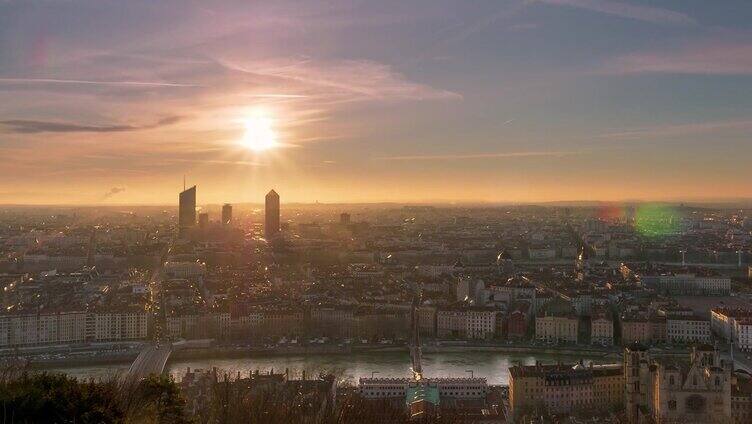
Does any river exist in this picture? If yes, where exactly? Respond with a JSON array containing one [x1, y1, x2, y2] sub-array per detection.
[[50, 351, 617, 386]]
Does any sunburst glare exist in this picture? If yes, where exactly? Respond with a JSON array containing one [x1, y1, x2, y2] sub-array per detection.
[[241, 114, 277, 151]]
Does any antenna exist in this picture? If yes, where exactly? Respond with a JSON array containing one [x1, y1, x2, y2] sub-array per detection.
[[183, 175, 186, 191]]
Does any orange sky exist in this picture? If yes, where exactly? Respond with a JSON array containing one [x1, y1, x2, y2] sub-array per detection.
[[2, 0, 752, 205]]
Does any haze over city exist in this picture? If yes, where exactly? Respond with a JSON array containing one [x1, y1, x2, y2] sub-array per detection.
[[5, 2, 752, 422], [2, 0, 752, 205]]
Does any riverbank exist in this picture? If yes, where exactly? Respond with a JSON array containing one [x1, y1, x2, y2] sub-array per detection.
[[421, 344, 621, 358], [40, 349, 625, 386], [27, 342, 623, 370]]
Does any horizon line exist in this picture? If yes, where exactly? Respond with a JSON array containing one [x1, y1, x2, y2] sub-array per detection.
[[2, 197, 752, 208]]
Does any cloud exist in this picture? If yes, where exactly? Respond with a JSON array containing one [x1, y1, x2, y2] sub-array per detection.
[[408, 2, 528, 65], [218, 57, 462, 101], [241, 93, 309, 99], [376, 150, 580, 161], [102, 187, 126, 199], [528, 0, 694, 25], [0, 78, 198, 88], [165, 158, 267, 167], [0, 116, 184, 134], [599, 119, 752, 140], [600, 40, 752, 75]]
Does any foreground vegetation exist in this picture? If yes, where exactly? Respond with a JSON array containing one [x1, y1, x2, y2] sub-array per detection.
[[0, 368, 190, 424], [0, 367, 478, 423]]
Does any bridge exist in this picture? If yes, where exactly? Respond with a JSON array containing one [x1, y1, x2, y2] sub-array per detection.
[[123, 343, 172, 381], [409, 295, 423, 381]]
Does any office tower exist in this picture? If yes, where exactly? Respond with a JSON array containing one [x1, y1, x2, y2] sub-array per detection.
[[222, 203, 232, 226], [265, 189, 280, 239], [179, 185, 197, 233], [198, 212, 209, 229], [340, 212, 351, 225]]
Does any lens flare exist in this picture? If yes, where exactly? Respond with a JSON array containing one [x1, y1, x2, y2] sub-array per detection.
[[596, 205, 624, 221], [635, 204, 679, 237], [242, 115, 277, 151]]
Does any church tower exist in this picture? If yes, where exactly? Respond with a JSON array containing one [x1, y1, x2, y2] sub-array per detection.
[[625, 342, 649, 423]]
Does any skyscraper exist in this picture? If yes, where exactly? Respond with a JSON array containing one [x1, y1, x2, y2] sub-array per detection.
[[265, 189, 280, 239], [198, 212, 209, 229], [222, 203, 232, 226], [179, 185, 197, 234], [340, 212, 351, 225]]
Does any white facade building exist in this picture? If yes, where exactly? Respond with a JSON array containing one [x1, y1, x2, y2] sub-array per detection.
[[0, 311, 90, 347], [358, 377, 488, 400], [436, 309, 497, 340], [591, 316, 614, 345], [667, 316, 711, 344], [641, 274, 731, 295]]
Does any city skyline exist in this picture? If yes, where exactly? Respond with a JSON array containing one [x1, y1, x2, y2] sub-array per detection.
[[3, 2, 752, 420], [2, 0, 752, 205]]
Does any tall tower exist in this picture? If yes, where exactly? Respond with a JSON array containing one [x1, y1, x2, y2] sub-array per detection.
[[198, 212, 209, 229], [624, 342, 649, 423], [265, 190, 280, 239], [222, 203, 233, 226], [179, 185, 197, 235]]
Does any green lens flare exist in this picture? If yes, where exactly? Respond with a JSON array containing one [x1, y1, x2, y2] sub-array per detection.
[[635, 204, 679, 237]]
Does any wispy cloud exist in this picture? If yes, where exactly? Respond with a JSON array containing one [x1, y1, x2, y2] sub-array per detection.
[[599, 119, 752, 140], [600, 40, 752, 75], [376, 150, 580, 161], [102, 187, 126, 199], [409, 2, 528, 65], [528, 0, 694, 25], [241, 93, 309, 99], [0, 116, 184, 134], [0, 77, 198, 88], [165, 158, 267, 167], [219, 57, 461, 101]]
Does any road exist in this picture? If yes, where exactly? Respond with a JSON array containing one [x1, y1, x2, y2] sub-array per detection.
[[727, 344, 752, 373], [148, 243, 173, 344], [123, 242, 174, 382], [125, 343, 172, 381]]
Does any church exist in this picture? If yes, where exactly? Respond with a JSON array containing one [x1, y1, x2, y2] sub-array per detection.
[[624, 342, 732, 423]]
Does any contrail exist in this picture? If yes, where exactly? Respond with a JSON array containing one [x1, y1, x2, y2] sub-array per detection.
[[0, 77, 198, 87]]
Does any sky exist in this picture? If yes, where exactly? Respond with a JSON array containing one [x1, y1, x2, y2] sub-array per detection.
[[1, 0, 752, 205]]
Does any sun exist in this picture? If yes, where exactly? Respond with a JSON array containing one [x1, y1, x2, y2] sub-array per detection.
[[242, 115, 277, 151]]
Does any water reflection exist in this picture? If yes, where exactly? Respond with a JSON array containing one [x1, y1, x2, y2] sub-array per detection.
[[50, 351, 613, 386]]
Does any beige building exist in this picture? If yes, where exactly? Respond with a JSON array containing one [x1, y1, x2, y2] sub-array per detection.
[[621, 314, 667, 345], [91, 310, 149, 341], [625, 343, 732, 423], [436, 308, 497, 340], [535, 299, 579, 344], [166, 312, 231, 340], [536, 315, 578, 343], [591, 309, 613, 345], [417, 306, 436, 337], [710, 307, 752, 352], [0, 310, 146, 347], [509, 362, 623, 419], [667, 315, 711, 344]]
